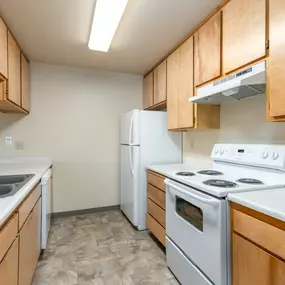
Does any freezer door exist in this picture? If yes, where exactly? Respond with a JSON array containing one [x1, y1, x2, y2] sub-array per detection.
[[120, 109, 140, 145], [120, 145, 140, 226]]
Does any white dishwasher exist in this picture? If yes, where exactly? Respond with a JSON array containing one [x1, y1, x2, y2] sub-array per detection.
[[41, 169, 52, 249]]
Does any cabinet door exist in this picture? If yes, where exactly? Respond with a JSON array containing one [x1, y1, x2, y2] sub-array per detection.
[[178, 36, 194, 129], [167, 49, 179, 130], [268, 0, 285, 118], [154, 60, 167, 105], [223, 0, 266, 74], [0, 238, 18, 285], [194, 12, 221, 86], [0, 17, 7, 79], [19, 198, 41, 285], [232, 233, 285, 285], [21, 54, 30, 112], [143, 72, 154, 109], [8, 32, 21, 106]]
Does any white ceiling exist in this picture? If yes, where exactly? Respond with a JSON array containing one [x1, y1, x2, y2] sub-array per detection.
[[0, 0, 222, 75]]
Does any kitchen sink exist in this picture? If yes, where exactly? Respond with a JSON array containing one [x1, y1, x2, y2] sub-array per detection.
[[0, 185, 14, 196], [0, 174, 32, 185], [0, 174, 35, 198]]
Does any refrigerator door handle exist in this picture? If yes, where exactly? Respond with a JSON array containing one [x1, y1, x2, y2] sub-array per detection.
[[129, 113, 135, 145], [129, 146, 135, 177]]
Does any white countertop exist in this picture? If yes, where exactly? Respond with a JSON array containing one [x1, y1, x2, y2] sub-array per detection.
[[228, 188, 285, 222], [147, 155, 212, 178], [0, 157, 52, 227]]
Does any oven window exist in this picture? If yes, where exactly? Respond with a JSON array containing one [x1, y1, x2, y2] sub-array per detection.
[[176, 197, 203, 232]]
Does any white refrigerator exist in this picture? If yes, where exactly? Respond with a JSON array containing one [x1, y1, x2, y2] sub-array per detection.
[[120, 109, 181, 230]]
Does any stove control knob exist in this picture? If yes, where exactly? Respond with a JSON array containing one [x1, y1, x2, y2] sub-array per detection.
[[219, 149, 224, 155], [261, 151, 269, 159], [214, 149, 219, 154], [273, 152, 279, 160]]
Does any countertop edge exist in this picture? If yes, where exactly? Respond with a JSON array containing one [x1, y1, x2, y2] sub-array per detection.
[[146, 166, 169, 177], [228, 194, 285, 223], [0, 163, 52, 228]]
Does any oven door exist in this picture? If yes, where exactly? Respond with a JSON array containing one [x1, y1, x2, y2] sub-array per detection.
[[165, 179, 227, 285]]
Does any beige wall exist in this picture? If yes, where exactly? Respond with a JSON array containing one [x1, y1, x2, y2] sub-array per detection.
[[183, 95, 285, 157], [0, 63, 143, 213]]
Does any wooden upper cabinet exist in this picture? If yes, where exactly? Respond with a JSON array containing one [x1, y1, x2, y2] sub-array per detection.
[[8, 32, 21, 106], [194, 12, 222, 86], [21, 54, 30, 112], [223, 0, 266, 74], [167, 36, 194, 130], [0, 17, 7, 79], [143, 72, 154, 109], [268, 0, 285, 118], [167, 49, 179, 129], [154, 60, 167, 105], [232, 233, 285, 285], [178, 36, 194, 129]]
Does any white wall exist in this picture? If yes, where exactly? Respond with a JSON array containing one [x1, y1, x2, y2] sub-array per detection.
[[0, 63, 143, 213], [183, 94, 285, 157]]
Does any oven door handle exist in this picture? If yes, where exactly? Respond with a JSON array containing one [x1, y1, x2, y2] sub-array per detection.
[[166, 179, 220, 207]]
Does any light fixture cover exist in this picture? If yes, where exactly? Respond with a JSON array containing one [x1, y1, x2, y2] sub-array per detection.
[[88, 0, 128, 52]]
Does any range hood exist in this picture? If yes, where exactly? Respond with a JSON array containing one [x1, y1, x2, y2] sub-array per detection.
[[190, 61, 266, 104]]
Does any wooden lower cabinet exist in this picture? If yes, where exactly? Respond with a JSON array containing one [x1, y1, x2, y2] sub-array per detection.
[[147, 198, 165, 228], [0, 213, 18, 262], [19, 198, 42, 285], [146, 214, 165, 246], [147, 184, 165, 210], [0, 237, 19, 285], [146, 170, 166, 246], [231, 203, 285, 285], [267, 0, 285, 120], [232, 233, 285, 285]]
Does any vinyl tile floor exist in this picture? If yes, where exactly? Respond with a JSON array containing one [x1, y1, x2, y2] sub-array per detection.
[[32, 210, 179, 285]]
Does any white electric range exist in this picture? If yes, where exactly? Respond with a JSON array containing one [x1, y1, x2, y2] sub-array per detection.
[[165, 144, 285, 285]]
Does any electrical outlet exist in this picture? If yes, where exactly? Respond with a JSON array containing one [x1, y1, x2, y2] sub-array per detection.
[[15, 141, 24, 150], [5, 136, 12, 146]]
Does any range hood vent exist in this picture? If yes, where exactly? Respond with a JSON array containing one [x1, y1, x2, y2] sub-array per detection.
[[190, 61, 266, 104]]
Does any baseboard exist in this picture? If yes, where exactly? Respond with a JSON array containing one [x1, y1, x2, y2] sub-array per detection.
[[52, 205, 120, 218]]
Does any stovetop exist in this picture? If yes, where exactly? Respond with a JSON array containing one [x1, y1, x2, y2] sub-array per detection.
[[170, 163, 285, 198]]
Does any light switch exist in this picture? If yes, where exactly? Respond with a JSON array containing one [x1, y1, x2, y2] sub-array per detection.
[[5, 136, 12, 146]]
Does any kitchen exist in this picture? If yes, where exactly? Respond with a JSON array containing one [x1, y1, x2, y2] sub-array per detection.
[[0, 0, 285, 284]]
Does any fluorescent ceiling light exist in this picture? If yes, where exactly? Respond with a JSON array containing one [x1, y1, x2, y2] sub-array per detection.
[[88, 0, 128, 52]]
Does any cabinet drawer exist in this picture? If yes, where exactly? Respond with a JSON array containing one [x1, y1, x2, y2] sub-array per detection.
[[232, 209, 285, 260], [147, 171, 165, 191], [146, 214, 165, 246], [147, 198, 165, 228], [0, 237, 19, 285], [147, 184, 165, 210], [18, 183, 41, 229], [0, 213, 18, 262]]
